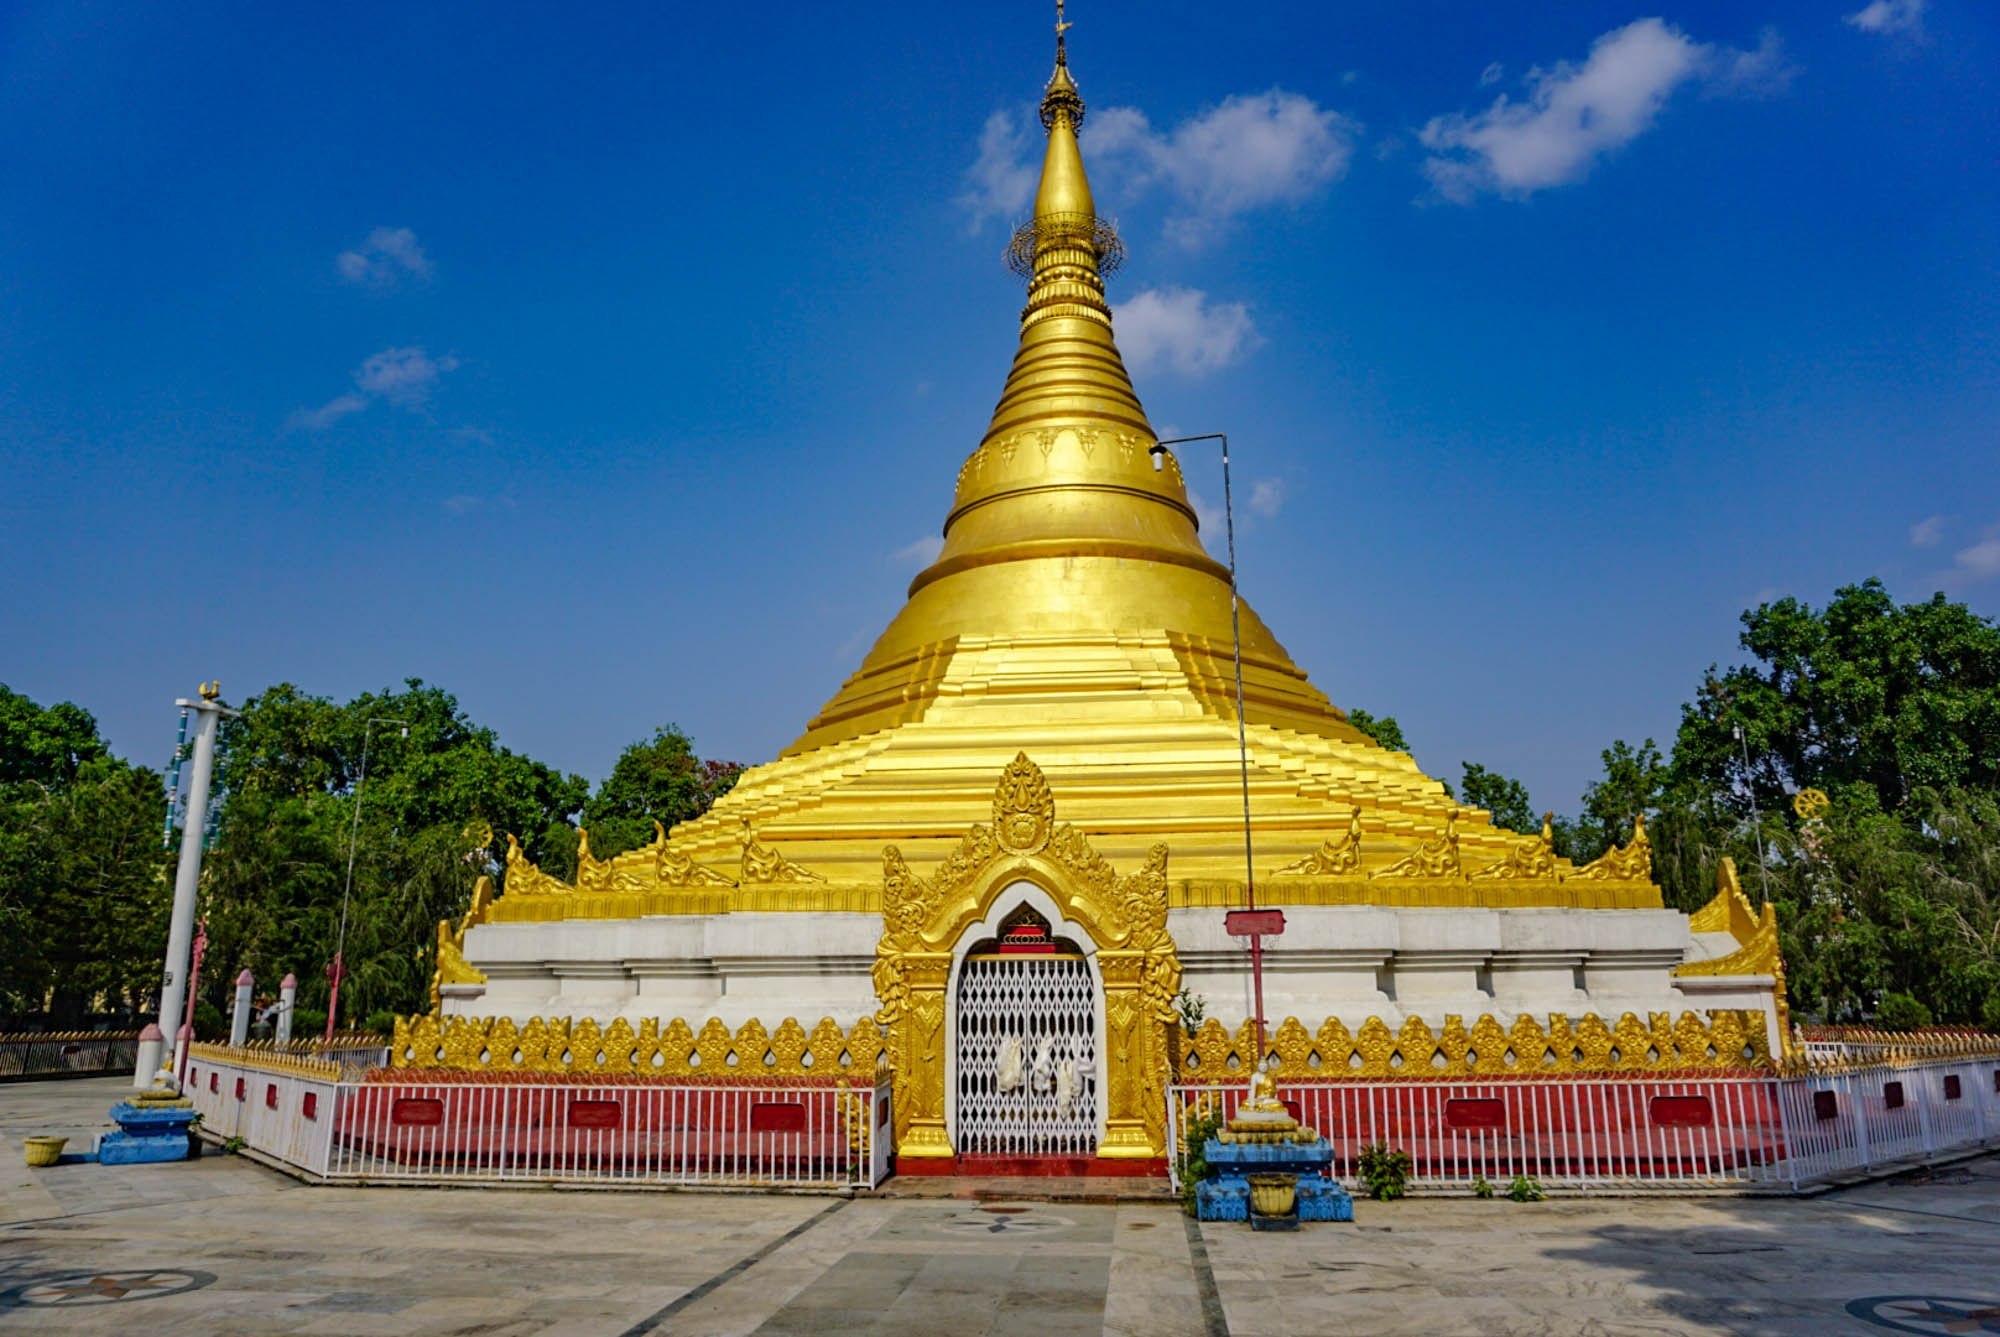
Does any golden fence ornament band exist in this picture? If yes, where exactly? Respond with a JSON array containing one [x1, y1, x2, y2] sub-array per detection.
[[187, 1041, 341, 1081], [389, 1013, 890, 1079], [1172, 1009, 1777, 1082]]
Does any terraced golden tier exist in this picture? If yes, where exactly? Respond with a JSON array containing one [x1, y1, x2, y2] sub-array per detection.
[[495, 34, 1663, 916]]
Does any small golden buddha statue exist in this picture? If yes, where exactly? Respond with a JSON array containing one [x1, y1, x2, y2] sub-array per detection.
[[1221, 1060, 1316, 1144]]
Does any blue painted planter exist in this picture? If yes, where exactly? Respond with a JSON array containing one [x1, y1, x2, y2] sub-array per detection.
[[97, 1101, 199, 1166], [1194, 1136, 1353, 1224]]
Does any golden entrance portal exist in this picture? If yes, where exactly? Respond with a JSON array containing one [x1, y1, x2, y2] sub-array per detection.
[[873, 754, 1180, 1168]]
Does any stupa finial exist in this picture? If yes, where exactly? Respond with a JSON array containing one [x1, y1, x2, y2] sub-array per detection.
[[1041, 0, 1086, 132]]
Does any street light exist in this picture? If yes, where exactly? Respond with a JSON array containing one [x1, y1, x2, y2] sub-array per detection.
[[326, 716, 409, 1043], [1150, 434, 1277, 1058]]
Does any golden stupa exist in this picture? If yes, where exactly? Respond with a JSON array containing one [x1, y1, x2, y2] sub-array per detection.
[[498, 27, 1642, 905], [422, 13, 1787, 1166]]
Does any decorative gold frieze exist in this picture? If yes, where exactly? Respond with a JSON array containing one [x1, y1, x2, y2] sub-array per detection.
[[1272, 810, 1361, 877], [1471, 814, 1559, 881], [389, 1012, 890, 1078], [428, 875, 493, 1013], [1174, 1008, 1775, 1081], [1571, 814, 1652, 882], [1676, 856, 1793, 1050], [1172, 878, 1665, 911], [740, 818, 826, 884], [874, 753, 1180, 1159], [1371, 810, 1461, 879]]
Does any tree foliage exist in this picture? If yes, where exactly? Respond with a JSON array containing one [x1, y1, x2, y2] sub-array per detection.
[[1458, 762, 1537, 835], [0, 687, 170, 1023], [1346, 708, 1408, 753], [196, 681, 592, 1026], [580, 725, 743, 860], [1567, 583, 2000, 1028]]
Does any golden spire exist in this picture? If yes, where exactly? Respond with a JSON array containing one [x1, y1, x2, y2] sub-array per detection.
[[904, 6, 1222, 604], [783, 1, 1351, 759]]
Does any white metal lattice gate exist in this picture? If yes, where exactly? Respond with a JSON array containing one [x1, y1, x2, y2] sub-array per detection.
[[953, 954, 1098, 1157]]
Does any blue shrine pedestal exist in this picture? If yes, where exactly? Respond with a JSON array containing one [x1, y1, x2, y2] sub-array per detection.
[[1195, 1138, 1353, 1226], [98, 1099, 199, 1165]]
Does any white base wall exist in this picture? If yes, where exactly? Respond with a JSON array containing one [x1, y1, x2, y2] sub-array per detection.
[[451, 904, 1778, 1041]]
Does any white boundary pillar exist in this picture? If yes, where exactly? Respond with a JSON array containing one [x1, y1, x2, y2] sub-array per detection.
[[136, 686, 240, 1086]]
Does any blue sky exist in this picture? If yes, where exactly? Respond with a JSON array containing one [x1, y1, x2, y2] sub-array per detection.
[[2, 1, 1994, 816]]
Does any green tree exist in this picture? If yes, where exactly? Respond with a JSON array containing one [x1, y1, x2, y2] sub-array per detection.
[[1457, 762, 1537, 835], [1671, 580, 2000, 816], [0, 688, 170, 1023], [1346, 709, 1408, 753], [581, 725, 744, 859], [199, 680, 589, 1025]]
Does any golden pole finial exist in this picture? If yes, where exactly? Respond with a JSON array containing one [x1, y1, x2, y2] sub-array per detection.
[[1055, 0, 1072, 64]]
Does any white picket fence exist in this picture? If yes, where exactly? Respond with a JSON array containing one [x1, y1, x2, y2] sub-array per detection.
[[1168, 1056, 2000, 1195], [187, 1052, 892, 1191]]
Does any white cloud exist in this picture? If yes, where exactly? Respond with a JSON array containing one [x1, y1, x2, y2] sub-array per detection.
[[1710, 28, 1795, 99], [957, 111, 1037, 231], [1088, 91, 1356, 245], [355, 346, 458, 407], [1420, 19, 1790, 203], [961, 91, 1356, 245], [285, 392, 367, 432], [1249, 478, 1285, 518], [1955, 525, 2000, 580], [1479, 62, 1505, 88], [1113, 287, 1259, 376], [1910, 515, 1946, 548], [287, 345, 459, 430], [893, 535, 944, 566], [336, 226, 433, 287], [1846, 0, 1925, 35]]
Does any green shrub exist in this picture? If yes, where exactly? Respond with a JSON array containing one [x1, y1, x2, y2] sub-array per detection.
[[1876, 991, 1935, 1032], [288, 1007, 328, 1038], [361, 1009, 398, 1036], [1358, 1142, 1412, 1200], [1176, 1106, 1224, 1217], [1506, 1173, 1546, 1202], [1472, 1175, 1495, 1199]]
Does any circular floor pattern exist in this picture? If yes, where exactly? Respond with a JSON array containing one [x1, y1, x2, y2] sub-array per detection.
[[941, 1208, 1075, 1236], [1847, 1295, 2000, 1334], [1, 1270, 216, 1308]]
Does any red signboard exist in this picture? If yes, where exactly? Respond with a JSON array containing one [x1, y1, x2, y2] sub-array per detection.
[[568, 1100, 622, 1130], [750, 1101, 809, 1133], [391, 1097, 445, 1126], [1224, 909, 1286, 937], [1649, 1095, 1715, 1128], [1444, 1098, 1507, 1130]]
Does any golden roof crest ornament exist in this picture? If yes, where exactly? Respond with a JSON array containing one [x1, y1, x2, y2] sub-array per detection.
[[739, 817, 826, 884], [1371, 810, 1462, 879], [1471, 813, 1560, 881], [1273, 809, 1362, 877], [1571, 813, 1652, 881], [993, 751, 1056, 855]]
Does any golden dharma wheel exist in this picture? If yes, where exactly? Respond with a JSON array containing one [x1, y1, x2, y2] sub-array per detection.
[[1792, 788, 1830, 822]]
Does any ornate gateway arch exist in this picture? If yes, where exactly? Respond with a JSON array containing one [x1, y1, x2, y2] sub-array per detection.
[[873, 754, 1181, 1163]]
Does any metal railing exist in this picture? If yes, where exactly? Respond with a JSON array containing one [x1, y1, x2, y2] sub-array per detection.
[[186, 1049, 891, 1191], [0, 1031, 141, 1080], [1168, 1057, 2000, 1195]]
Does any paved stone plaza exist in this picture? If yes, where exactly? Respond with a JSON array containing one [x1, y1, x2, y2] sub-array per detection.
[[5, 1079, 2000, 1335]]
